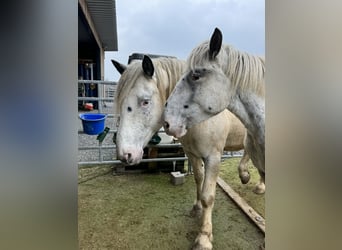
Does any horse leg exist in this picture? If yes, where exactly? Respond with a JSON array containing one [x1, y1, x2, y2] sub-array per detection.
[[244, 134, 265, 194], [187, 154, 204, 217], [254, 169, 265, 194], [192, 153, 220, 250], [238, 150, 250, 184]]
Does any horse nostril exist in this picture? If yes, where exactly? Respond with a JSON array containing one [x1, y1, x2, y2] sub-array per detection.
[[127, 153, 132, 159], [164, 121, 170, 129]]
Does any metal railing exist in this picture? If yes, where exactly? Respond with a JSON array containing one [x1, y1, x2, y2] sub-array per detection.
[[78, 80, 119, 167], [77, 80, 243, 169]]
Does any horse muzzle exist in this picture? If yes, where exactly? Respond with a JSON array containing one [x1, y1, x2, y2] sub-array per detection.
[[163, 120, 187, 139], [118, 147, 144, 165]]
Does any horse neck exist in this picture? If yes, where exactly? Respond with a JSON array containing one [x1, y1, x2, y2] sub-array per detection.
[[221, 45, 265, 98], [156, 60, 186, 102], [142, 61, 185, 136], [228, 92, 265, 145]]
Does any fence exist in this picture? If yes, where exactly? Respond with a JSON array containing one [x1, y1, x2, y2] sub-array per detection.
[[77, 80, 243, 170]]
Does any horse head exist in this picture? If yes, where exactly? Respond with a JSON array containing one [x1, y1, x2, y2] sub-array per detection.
[[112, 56, 164, 165], [163, 28, 232, 138]]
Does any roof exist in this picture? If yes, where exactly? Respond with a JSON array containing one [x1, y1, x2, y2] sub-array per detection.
[[84, 0, 118, 51], [128, 53, 177, 64]]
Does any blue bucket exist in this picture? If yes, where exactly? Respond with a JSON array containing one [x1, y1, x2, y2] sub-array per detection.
[[79, 113, 107, 135]]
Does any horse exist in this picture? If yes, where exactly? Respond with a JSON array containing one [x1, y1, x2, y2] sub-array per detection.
[[163, 27, 265, 197], [112, 55, 251, 250]]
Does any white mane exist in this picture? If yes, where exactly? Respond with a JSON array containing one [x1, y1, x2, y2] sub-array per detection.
[[116, 57, 186, 113], [187, 41, 265, 97]]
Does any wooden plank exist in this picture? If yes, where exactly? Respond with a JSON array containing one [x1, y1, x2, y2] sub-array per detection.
[[217, 176, 265, 233]]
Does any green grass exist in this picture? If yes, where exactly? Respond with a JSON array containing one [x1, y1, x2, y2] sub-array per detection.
[[79, 163, 264, 249], [219, 157, 265, 217]]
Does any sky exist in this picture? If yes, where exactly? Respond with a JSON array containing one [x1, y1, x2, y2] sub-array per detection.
[[104, 0, 265, 81]]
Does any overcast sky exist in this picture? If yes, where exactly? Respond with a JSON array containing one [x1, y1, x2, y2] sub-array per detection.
[[104, 0, 265, 81]]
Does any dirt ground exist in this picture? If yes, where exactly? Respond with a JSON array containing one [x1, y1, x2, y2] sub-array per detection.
[[78, 158, 265, 249]]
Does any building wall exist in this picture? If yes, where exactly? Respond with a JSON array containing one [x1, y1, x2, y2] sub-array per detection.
[[78, 2, 104, 109]]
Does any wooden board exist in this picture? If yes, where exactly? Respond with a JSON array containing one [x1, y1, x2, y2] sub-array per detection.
[[217, 177, 265, 233]]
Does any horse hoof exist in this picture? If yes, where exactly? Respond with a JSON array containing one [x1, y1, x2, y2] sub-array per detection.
[[192, 233, 213, 250], [253, 183, 265, 194], [259, 240, 265, 250], [239, 173, 250, 184]]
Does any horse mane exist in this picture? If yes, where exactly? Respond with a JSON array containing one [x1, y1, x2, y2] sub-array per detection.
[[187, 41, 265, 97], [115, 57, 186, 113]]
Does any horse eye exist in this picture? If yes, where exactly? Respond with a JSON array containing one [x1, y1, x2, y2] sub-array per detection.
[[192, 74, 200, 81], [127, 107, 132, 112], [165, 102, 168, 107], [142, 100, 149, 106], [184, 105, 189, 109]]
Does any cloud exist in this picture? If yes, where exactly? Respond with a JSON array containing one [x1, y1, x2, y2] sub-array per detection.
[[105, 0, 264, 80]]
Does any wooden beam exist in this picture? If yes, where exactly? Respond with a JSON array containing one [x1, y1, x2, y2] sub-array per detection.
[[217, 176, 265, 233], [78, 0, 102, 50], [79, 0, 105, 81]]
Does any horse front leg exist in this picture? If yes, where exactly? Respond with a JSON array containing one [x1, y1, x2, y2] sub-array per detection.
[[192, 153, 221, 250], [238, 150, 250, 184], [187, 153, 204, 217]]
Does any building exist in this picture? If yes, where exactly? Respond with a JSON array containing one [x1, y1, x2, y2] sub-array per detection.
[[78, 0, 118, 109]]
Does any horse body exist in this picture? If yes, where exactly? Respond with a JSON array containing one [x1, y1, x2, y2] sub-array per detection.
[[163, 29, 265, 248], [180, 110, 246, 155], [112, 55, 250, 250], [163, 28, 265, 199]]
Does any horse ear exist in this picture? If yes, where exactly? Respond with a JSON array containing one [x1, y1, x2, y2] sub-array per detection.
[[111, 60, 126, 75], [209, 27, 223, 59], [142, 55, 154, 77]]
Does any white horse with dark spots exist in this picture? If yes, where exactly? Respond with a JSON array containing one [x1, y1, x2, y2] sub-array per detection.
[[163, 28, 265, 197], [112, 55, 251, 250]]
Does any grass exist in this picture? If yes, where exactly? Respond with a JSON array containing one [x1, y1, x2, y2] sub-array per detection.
[[78, 158, 264, 250], [219, 157, 265, 217]]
